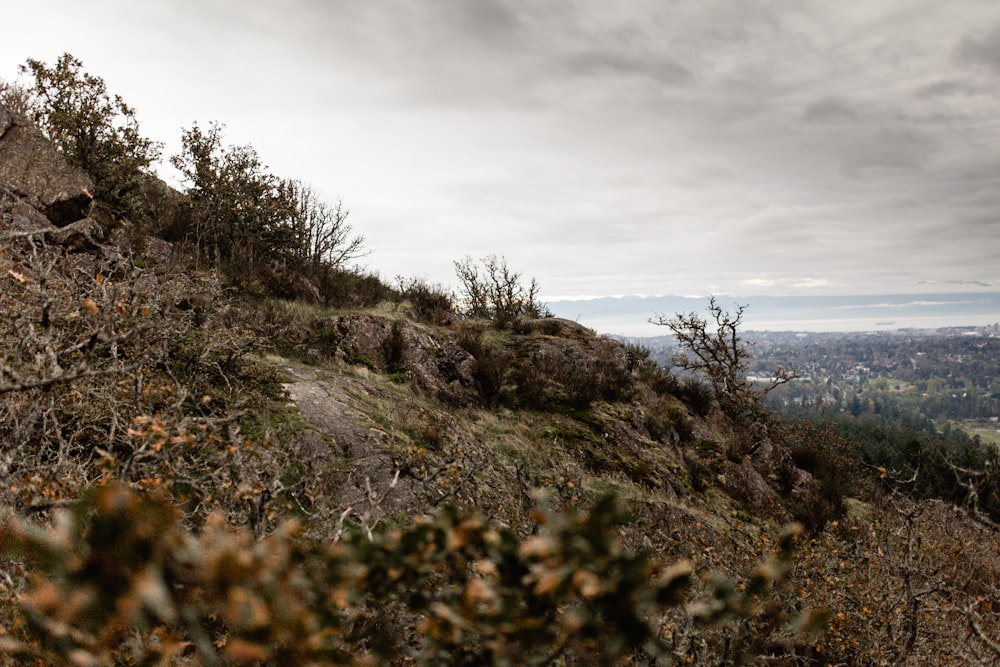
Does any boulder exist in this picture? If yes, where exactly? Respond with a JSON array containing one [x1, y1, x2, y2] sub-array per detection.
[[0, 103, 93, 226]]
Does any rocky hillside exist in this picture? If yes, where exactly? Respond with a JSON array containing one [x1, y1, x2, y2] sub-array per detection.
[[2, 100, 999, 665]]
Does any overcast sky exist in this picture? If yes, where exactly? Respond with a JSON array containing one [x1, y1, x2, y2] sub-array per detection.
[[3, 1, 1000, 302]]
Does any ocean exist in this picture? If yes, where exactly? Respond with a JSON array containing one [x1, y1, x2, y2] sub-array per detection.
[[545, 292, 1000, 336]]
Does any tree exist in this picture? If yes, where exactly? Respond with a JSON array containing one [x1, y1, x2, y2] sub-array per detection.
[[0, 79, 34, 117], [652, 296, 797, 424], [284, 180, 366, 271], [18, 53, 162, 222], [454, 255, 549, 328], [170, 121, 296, 273]]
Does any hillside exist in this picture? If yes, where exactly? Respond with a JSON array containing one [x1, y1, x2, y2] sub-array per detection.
[[2, 95, 1000, 666]]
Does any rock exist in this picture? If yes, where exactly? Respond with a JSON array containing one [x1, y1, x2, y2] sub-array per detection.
[[4, 198, 53, 232], [142, 236, 175, 266], [718, 460, 790, 520], [315, 314, 478, 404], [0, 103, 94, 226], [45, 216, 104, 251], [0, 105, 11, 135], [527, 316, 595, 339]]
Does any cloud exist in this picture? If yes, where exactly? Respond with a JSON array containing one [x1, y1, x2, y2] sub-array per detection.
[[956, 22, 1000, 73], [6, 0, 999, 307], [803, 98, 859, 124], [562, 49, 695, 87], [915, 79, 982, 98], [843, 127, 937, 173]]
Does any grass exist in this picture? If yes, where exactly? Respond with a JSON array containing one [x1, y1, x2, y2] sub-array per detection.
[[956, 421, 1000, 447]]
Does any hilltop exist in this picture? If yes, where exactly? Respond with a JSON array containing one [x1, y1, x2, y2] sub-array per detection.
[[2, 63, 1000, 666]]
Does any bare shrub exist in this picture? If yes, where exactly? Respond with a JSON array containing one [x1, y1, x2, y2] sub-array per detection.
[[0, 234, 296, 531], [454, 255, 550, 329]]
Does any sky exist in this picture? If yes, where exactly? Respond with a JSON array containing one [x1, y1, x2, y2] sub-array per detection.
[[3, 1, 1000, 313]]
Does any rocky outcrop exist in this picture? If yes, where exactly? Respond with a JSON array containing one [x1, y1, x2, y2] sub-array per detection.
[[314, 314, 479, 403], [0, 103, 94, 227]]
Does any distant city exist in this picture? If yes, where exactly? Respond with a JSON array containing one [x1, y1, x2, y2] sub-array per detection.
[[546, 292, 1000, 337]]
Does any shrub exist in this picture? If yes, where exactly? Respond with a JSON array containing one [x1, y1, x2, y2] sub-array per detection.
[[0, 234, 296, 531], [396, 276, 455, 325], [677, 377, 715, 418], [773, 419, 865, 532], [505, 339, 634, 412], [170, 121, 296, 276], [0, 484, 814, 666], [457, 325, 511, 407], [315, 266, 395, 308], [454, 255, 550, 329]]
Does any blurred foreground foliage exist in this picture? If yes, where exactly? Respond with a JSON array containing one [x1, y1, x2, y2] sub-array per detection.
[[0, 484, 810, 666]]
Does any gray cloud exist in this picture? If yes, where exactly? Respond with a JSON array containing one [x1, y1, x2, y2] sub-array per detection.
[[562, 49, 695, 87], [956, 22, 1000, 72], [4, 0, 998, 312], [915, 79, 983, 98], [844, 127, 938, 173], [803, 99, 859, 124]]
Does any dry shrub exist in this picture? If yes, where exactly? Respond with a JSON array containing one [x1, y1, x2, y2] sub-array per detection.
[[396, 276, 455, 325], [0, 235, 297, 531], [0, 483, 817, 666], [508, 340, 634, 411], [456, 324, 511, 407]]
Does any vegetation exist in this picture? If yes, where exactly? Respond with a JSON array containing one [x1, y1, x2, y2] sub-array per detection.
[[454, 255, 550, 328], [653, 296, 797, 426], [16, 53, 163, 223], [1, 54, 1000, 665]]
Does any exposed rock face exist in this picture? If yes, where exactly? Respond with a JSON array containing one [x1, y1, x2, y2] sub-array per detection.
[[315, 315, 478, 403], [0, 103, 94, 227]]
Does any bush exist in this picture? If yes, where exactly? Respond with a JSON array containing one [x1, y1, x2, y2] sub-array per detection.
[[457, 325, 511, 407], [504, 338, 634, 412], [454, 255, 550, 329], [677, 377, 715, 418], [774, 420, 865, 532], [170, 121, 296, 275], [311, 266, 394, 309], [0, 235, 296, 532], [0, 484, 814, 666], [396, 276, 455, 325]]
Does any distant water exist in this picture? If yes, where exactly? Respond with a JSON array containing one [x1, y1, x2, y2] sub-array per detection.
[[545, 293, 1000, 336]]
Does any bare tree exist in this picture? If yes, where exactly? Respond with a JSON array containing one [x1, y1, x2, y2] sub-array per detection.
[[0, 79, 34, 117], [283, 180, 367, 270], [652, 296, 797, 423]]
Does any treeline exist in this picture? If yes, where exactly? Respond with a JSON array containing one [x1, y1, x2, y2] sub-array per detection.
[[759, 332, 1000, 422], [786, 413, 1000, 525]]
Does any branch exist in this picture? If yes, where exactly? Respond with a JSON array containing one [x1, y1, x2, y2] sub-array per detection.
[[967, 603, 1000, 660]]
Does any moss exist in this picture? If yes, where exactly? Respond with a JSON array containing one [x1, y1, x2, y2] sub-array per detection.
[[342, 347, 377, 370], [542, 418, 661, 488]]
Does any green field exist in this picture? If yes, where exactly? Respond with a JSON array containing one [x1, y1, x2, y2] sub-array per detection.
[[957, 421, 1000, 447]]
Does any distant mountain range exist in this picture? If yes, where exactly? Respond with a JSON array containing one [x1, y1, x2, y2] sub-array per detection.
[[545, 292, 1000, 336]]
